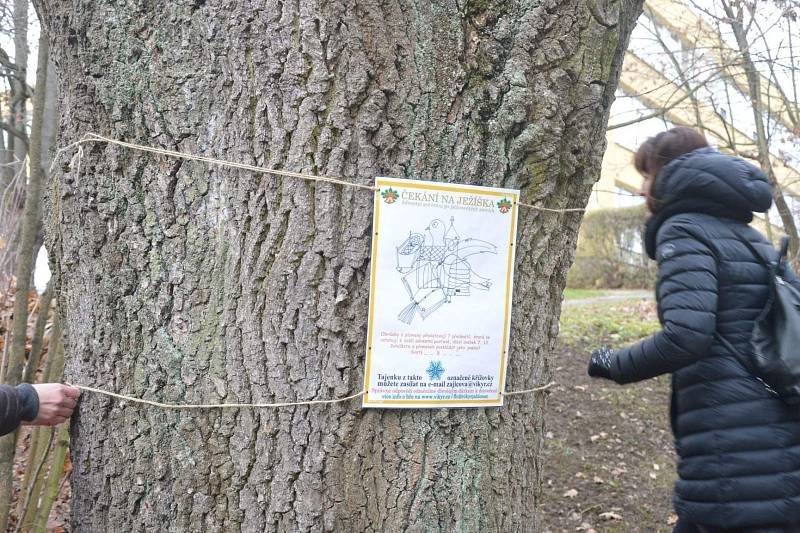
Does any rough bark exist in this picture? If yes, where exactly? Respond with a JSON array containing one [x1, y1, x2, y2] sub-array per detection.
[[36, 1, 642, 531]]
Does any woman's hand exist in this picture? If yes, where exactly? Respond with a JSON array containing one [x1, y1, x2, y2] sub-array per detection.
[[587, 347, 614, 380], [30, 384, 81, 426]]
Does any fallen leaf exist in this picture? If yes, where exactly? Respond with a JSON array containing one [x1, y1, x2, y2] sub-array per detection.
[[667, 514, 679, 525], [563, 489, 579, 498], [649, 472, 657, 479], [593, 476, 604, 484], [653, 463, 660, 471], [599, 511, 623, 520]]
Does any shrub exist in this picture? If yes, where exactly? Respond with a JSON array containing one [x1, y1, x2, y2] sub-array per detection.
[[567, 205, 656, 289]]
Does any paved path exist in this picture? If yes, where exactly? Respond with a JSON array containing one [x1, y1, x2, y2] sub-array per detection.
[[563, 290, 653, 306]]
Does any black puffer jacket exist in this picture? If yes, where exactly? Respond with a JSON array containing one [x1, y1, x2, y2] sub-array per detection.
[[609, 147, 800, 528], [0, 384, 39, 436]]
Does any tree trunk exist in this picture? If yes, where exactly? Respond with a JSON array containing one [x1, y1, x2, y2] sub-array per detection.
[[36, 1, 642, 530], [12, 0, 29, 170]]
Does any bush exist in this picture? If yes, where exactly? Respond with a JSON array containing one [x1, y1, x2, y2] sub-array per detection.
[[567, 205, 656, 289]]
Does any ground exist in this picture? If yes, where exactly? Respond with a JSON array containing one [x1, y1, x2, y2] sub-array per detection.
[[540, 294, 678, 533]]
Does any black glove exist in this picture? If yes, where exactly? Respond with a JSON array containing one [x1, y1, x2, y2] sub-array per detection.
[[587, 347, 614, 380]]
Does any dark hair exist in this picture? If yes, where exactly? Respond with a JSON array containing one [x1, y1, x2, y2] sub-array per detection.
[[634, 127, 709, 212], [634, 126, 709, 177]]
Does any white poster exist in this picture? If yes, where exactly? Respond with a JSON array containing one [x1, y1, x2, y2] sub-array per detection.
[[363, 177, 519, 408]]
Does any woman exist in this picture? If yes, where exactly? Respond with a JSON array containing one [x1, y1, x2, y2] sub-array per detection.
[[587, 127, 800, 532]]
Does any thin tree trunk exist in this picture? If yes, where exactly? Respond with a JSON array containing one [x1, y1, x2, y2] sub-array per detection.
[[722, 1, 800, 262], [19, 311, 65, 533], [23, 279, 55, 384], [32, 423, 69, 533], [16, 426, 54, 530], [3, 102, 16, 180], [36, 1, 643, 530], [30, 58, 61, 279], [29, 330, 68, 533], [0, 35, 50, 533], [41, 59, 59, 173], [11, 0, 29, 171], [3, 103, 16, 185]]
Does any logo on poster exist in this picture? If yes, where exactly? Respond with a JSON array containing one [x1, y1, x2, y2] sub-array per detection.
[[497, 198, 512, 213], [381, 188, 399, 204], [426, 360, 445, 381]]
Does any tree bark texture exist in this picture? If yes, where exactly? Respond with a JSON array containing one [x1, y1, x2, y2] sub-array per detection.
[[36, 1, 642, 531]]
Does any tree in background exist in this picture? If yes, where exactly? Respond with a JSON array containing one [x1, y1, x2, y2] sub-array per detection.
[[608, 0, 800, 258], [35, 0, 643, 530], [0, 1, 65, 530]]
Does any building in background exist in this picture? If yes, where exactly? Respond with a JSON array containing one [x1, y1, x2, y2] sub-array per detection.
[[572, 0, 800, 287]]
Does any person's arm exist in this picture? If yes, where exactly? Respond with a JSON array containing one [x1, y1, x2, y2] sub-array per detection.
[[597, 220, 719, 384], [0, 384, 40, 436], [0, 383, 80, 436]]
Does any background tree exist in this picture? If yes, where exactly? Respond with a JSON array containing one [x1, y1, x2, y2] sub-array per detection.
[[35, 0, 643, 530], [0, 2, 66, 530], [607, 0, 800, 258]]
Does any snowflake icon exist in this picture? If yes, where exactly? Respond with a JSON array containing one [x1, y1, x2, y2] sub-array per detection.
[[426, 360, 445, 381]]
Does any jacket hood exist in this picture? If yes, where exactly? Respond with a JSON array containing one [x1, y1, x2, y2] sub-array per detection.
[[653, 147, 773, 215]]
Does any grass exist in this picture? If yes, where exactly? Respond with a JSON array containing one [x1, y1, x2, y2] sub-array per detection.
[[559, 299, 660, 347], [562, 289, 609, 300]]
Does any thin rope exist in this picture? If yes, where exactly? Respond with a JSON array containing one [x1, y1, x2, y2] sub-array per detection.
[[516, 201, 585, 213], [50, 134, 568, 409], [84, 133, 378, 191], [68, 384, 366, 409], [51, 133, 585, 214], [501, 381, 557, 396], [68, 381, 555, 409]]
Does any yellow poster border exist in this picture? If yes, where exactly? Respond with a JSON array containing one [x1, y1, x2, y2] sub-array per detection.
[[362, 178, 519, 408]]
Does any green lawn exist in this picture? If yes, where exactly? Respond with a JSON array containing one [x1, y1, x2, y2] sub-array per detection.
[[559, 299, 660, 347], [562, 288, 608, 300]]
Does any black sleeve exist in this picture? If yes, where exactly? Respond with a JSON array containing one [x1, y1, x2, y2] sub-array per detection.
[[0, 384, 39, 436], [0, 384, 23, 436], [609, 220, 718, 384]]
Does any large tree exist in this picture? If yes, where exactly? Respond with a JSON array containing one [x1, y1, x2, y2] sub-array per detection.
[[34, 0, 642, 530]]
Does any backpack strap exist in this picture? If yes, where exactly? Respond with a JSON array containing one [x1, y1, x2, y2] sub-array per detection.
[[717, 225, 785, 398], [726, 226, 787, 276]]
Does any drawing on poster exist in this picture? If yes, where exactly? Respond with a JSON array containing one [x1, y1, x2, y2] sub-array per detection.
[[395, 217, 497, 324]]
